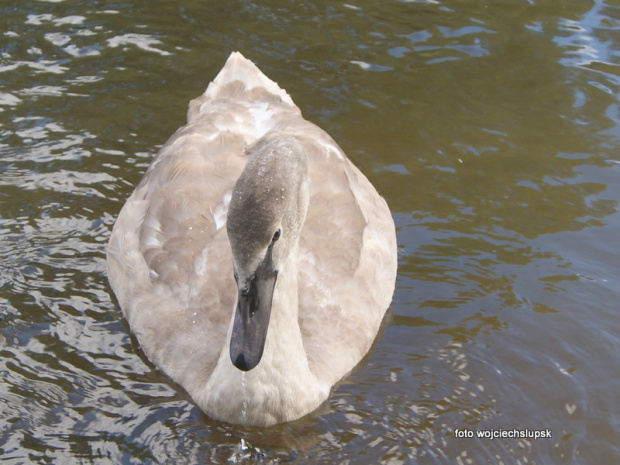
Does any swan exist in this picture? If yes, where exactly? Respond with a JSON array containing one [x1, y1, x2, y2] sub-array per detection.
[[107, 51, 397, 426]]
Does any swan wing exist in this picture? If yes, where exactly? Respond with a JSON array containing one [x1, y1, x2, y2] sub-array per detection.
[[293, 124, 397, 386]]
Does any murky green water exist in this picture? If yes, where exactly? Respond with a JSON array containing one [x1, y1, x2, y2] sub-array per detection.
[[1, 0, 619, 463]]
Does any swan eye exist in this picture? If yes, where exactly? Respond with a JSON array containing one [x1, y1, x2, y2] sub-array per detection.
[[272, 229, 281, 243]]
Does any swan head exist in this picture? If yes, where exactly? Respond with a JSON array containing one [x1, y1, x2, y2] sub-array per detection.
[[226, 135, 309, 372]]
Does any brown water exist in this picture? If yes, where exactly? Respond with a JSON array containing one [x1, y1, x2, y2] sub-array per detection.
[[1, 0, 619, 463]]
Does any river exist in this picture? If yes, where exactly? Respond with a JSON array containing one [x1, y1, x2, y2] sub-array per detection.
[[1, 0, 619, 463]]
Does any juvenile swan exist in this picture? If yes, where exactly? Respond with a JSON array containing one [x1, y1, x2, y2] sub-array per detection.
[[107, 52, 397, 426]]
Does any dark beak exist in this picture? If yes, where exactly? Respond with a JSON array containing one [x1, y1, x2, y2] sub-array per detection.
[[230, 271, 277, 371]]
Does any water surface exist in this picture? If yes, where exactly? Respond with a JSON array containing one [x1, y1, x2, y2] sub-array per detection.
[[1, 0, 619, 463]]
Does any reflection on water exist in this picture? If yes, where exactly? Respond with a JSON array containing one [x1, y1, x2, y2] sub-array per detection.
[[1, 0, 619, 463]]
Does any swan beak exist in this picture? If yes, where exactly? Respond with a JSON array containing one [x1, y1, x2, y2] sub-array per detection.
[[230, 272, 277, 371]]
